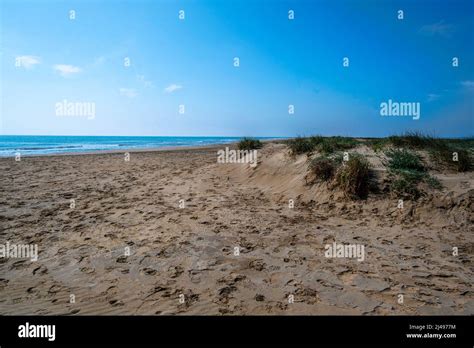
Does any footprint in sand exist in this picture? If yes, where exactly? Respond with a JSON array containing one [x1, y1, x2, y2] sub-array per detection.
[[116, 256, 128, 263], [140, 267, 157, 276], [10, 260, 28, 270], [249, 259, 266, 271], [168, 265, 184, 278], [48, 284, 62, 295], [32, 265, 48, 275], [217, 285, 237, 304], [80, 267, 95, 274], [0, 278, 9, 291], [109, 299, 124, 307]]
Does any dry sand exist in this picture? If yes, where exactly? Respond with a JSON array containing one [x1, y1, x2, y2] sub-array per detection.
[[0, 142, 472, 315]]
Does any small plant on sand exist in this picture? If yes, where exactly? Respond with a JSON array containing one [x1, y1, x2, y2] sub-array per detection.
[[309, 135, 325, 146], [425, 175, 443, 190], [238, 138, 263, 151], [366, 138, 389, 152], [334, 155, 370, 199], [386, 149, 425, 172], [389, 173, 422, 199], [430, 147, 471, 172], [451, 149, 471, 172], [287, 137, 315, 155], [318, 140, 336, 155], [317, 137, 359, 155], [309, 157, 337, 182], [385, 148, 442, 198]]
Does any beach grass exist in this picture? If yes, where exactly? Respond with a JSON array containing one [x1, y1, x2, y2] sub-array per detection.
[[288, 133, 470, 200], [334, 155, 370, 199], [287, 136, 359, 155], [238, 137, 263, 150]]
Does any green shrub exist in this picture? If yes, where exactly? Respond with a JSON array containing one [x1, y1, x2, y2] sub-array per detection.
[[238, 137, 263, 151], [386, 149, 425, 172], [387, 132, 473, 172], [425, 175, 443, 190], [309, 136, 325, 146], [388, 131, 443, 150], [309, 157, 337, 182], [389, 173, 422, 199], [319, 140, 336, 155], [318, 137, 359, 155], [366, 138, 389, 152], [287, 136, 359, 156], [287, 137, 315, 155], [385, 148, 445, 198], [453, 149, 471, 172], [335, 156, 370, 199], [430, 148, 471, 172]]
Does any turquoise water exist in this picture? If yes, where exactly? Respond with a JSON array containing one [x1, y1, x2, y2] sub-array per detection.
[[0, 135, 278, 157]]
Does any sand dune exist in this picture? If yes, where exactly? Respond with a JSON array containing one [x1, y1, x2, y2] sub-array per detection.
[[0, 142, 472, 315]]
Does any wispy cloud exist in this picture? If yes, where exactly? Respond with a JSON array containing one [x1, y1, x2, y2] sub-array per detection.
[[93, 56, 106, 66], [54, 64, 81, 77], [119, 88, 137, 98], [164, 83, 182, 93], [461, 80, 474, 90], [419, 20, 454, 37], [137, 75, 153, 88], [427, 93, 440, 102], [15, 55, 40, 69]]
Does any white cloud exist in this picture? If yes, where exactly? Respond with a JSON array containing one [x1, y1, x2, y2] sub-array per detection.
[[15, 55, 40, 69], [164, 84, 182, 93], [119, 88, 137, 98], [419, 20, 454, 37], [54, 64, 81, 77]]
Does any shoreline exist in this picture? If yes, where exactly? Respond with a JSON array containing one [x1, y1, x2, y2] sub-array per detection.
[[0, 138, 285, 159], [0, 138, 284, 159]]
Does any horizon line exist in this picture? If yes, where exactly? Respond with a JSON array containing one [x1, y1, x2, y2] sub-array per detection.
[[1, 134, 473, 139]]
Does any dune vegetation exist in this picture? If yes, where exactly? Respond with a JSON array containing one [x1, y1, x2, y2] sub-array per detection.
[[288, 132, 473, 200]]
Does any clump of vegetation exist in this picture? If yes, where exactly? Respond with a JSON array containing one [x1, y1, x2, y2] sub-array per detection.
[[386, 149, 425, 172], [287, 136, 359, 156], [366, 138, 389, 152], [299, 133, 472, 200], [286, 137, 315, 155], [388, 131, 437, 149], [317, 137, 359, 155], [425, 175, 443, 190], [430, 148, 471, 172], [238, 137, 263, 151], [385, 148, 441, 199], [386, 132, 472, 172], [334, 155, 370, 199], [389, 174, 422, 199], [309, 157, 337, 182]]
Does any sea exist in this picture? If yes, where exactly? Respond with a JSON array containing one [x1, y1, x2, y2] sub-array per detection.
[[0, 135, 279, 157]]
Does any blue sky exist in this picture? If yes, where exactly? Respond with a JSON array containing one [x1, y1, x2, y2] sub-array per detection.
[[1, 0, 473, 137]]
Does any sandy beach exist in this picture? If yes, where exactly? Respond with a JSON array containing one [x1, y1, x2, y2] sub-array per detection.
[[0, 141, 472, 315]]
